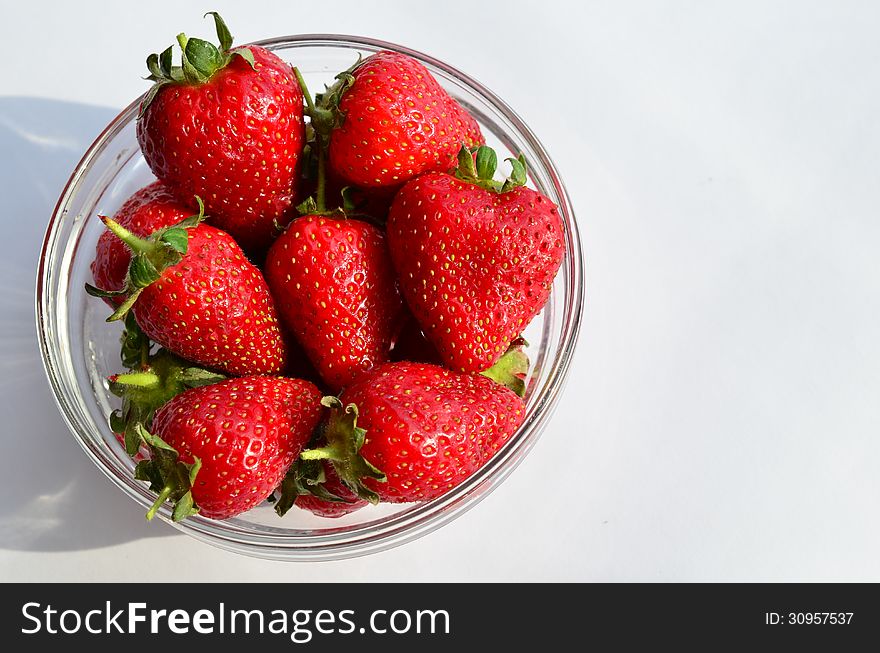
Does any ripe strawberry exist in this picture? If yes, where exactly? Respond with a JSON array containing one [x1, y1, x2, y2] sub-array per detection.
[[86, 205, 288, 376], [136, 13, 305, 254], [139, 376, 322, 521], [316, 51, 483, 189], [302, 357, 527, 503], [387, 146, 565, 373], [90, 182, 192, 304], [265, 214, 404, 391]]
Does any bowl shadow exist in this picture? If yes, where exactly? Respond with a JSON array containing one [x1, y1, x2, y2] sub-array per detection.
[[0, 97, 174, 551]]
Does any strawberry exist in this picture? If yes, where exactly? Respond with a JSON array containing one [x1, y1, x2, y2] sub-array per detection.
[[302, 355, 528, 503], [265, 214, 404, 391], [136, 13, 305, 254], [312, 51, 483, 189], [86, 203, 288, 376], [90, 182, 192, 304], [137, 376, 322, 521], [386, 146, 565, 373]]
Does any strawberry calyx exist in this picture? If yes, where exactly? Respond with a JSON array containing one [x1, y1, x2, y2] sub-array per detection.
[[454, 145, 528, 193], [85, 198, 206, 322], [273, 458, 348, 517], [299, 396, 386, 504], [479, 337, 530, 398], [140, 12, 255, 114], [132, 423, 202, 522], [109, 348, 225, 457]]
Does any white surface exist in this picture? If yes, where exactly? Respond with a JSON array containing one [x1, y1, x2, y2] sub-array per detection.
[[1, 0, 878, 581]]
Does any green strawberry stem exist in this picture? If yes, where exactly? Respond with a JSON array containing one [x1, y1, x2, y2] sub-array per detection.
[[300, 397, 386, 503], [110, 370, 161, 388], [315, 147, 328, 213], [293, 67, 329, 213], [292, 61, 358, 216]]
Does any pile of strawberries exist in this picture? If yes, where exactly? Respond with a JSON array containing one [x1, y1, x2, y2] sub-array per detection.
[[86, 14, 565, 522]]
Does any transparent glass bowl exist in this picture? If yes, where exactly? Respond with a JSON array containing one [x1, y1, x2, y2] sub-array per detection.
[[36, 35, 584, 561]]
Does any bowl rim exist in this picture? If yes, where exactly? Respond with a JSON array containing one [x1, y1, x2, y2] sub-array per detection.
[[36, 33, 585, 561]]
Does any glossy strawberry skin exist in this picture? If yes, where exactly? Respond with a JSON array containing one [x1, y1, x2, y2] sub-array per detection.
[[342, 362, 525, 503], [133, 223, 288, 376], [295, 461, 367, 518], [265, 215, 404, 391], [91, 182, 192, 303], [387, 173, 565, 373], [137, 46, 305, 254], [151, 376, 322, 520], [328, 51, 483, 188]]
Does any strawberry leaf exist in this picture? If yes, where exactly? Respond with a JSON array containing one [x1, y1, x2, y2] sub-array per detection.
[[501, 154, 528, 192], [159, 46, 174, 77], [204, 11, 233, 52], [453, 145, 529, 194], [134, 423, 202, 522], [159, 227, 190, 254], [274, 459, 350, 517], [185, 37, 224, 79], [146, 53, 163, 80], [475, 145, 498, 180], [231, 48, 255, 70], [84, 283, 127, 299], [480, 339, 530, 397]]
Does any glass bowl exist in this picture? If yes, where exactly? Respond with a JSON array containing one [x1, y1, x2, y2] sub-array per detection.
[[36, 35, 584, 561]]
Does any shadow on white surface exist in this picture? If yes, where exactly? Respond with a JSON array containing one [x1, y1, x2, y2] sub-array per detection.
[[0, 97, 174, 551]]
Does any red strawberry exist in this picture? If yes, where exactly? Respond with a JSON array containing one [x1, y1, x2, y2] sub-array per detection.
[[86, 206, 288, 376], [302, 357, 527, 503], [319, 51, 483, 189], [386, 146, 565, 373], [90, 182, 192, 304], [136, 13, 305, 254], [265, 214, 404, 391], [140, 376, 322, 521]]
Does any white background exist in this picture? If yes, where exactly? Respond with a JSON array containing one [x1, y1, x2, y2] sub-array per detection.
[[1, 0, 878, 581]]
